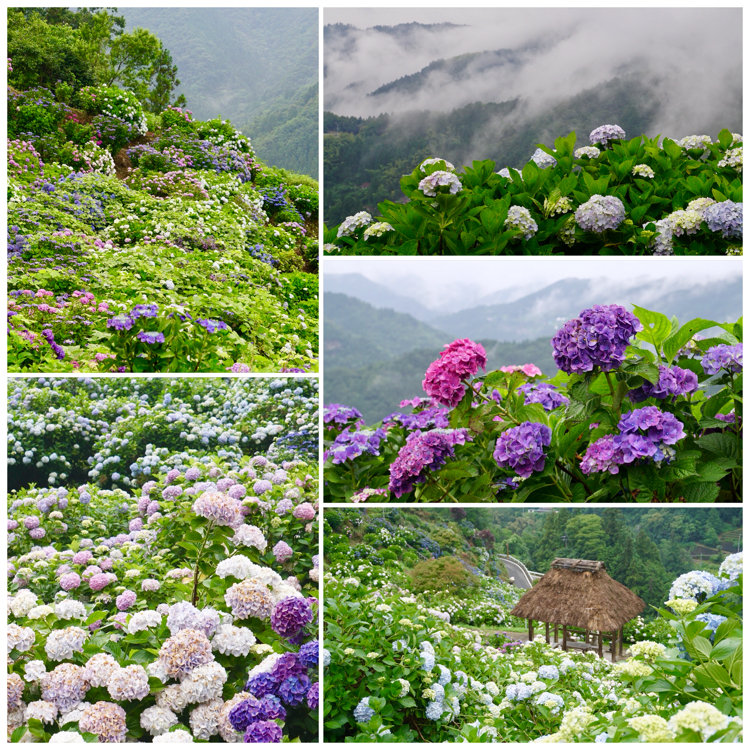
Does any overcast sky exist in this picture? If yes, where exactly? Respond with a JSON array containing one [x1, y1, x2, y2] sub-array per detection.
[[325, 7, 742, 137], [325, 257, 742, 310]]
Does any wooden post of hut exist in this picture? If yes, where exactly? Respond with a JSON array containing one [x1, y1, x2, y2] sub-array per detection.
[[610, 630, 616, 660], [545, 622, 549, 644], [562, 625, 567, 651], [528, 619, 534, 642], [597, 631, 603, 659]]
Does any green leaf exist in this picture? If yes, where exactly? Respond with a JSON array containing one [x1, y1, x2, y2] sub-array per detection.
[[663, 318, 719, 363], [691, 635, 714, 659], [633, 305, 673, 354], [680, 482, 720, 502], [710, 637, 743, 661]]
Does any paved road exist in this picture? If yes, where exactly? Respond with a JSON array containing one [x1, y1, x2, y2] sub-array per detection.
[[500, 556, 534, 589]]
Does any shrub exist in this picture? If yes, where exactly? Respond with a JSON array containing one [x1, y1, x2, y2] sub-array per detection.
[[409, 555, 478, 592]]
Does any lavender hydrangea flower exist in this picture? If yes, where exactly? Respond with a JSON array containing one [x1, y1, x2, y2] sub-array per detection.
[[589, 124, 626, 146], [575, 194, 626, 232], [702, 343, 743, 375], [493, 422, 551, 479], [505, 205, 538, 239], [244, 720, 283, 743], [389, 429, 471, 497], [323, 404, 363, 428], [418, 170, 462, 196], [323, 427, 386, 464], [530, 148, 556, 168], [704, 201, 742, 238], [137, 331, 165, 344], [519, 382, 569, 411], [629, 365, 698, 402], [106, 314, 134, 331], [552, 305, 642, 373]]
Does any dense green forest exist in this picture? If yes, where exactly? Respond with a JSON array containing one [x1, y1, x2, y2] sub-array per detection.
[[122, 7, 318, 176]]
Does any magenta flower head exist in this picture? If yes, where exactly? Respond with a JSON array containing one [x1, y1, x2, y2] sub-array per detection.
[[273, 540, 294, 563], [423, 339, 487, 407], [552, 305, 642, 374], [116, 590, 137, 611], [494, 422, 552, 479]]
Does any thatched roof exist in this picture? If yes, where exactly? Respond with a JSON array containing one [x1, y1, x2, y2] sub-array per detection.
[[510, 558, 645, 632]]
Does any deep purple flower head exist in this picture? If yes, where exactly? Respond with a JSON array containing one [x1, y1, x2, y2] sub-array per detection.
[[229, 697, 264, 731], [197, 318, 229, 333], [629, 364, 698, 402], [519, 382, 569, 411], [270, 652, 306, 682], [259, 695, 286, 721], [107, 314, 134, 331], [307, 682, 319, 710], [493, 422, 552, 479], [618, 406, 685, 445], [245, 672, 279, 697], [552, 305, 642, 373], [702, 343, 743, 375], [388, 429, 471, 498], [130, 303, 159, 319], [243, 720, 282, 743], [277, 674, 311, 706], [383, 406, 450, 431], [323, 404, 363, 429], [423, 339, 487, 407], [270, 597, 313, 639], [298, 640, 319, 669]]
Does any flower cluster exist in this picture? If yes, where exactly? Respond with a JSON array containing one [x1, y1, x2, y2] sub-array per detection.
[[422, 338, 487, 407], [574, 194, 626, 232], [552, 305, 642, 373], [493, 422, 552, 479], [389, 429, 471, 497]]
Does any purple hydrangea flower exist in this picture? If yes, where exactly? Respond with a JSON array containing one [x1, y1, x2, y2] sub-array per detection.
[[323, 427, 386, 464], [270, 597, 313, 638], [629, 364, 699, 402], [307, 682, 319, 710], [229, 697, 264, 731], [589, 124, 626, 146], [493, 422, 552, 479], [130, 303, 159, 319], [575, 194, 626, 232], [298, 640, 319, 669], [702, 343, 743, 375], [116, 590, 136, 611], [277, 674, 311, 706], [196, 318, 229, 333], [272, 540, 293, 563], [137, 331, 165, 344], [243, 720, 282, 743], [245, 672, 279, 697], [270, 652, 306, 682], [253, 480, 273, 495], [704, 201, 742, 239], [388, 429, 471, 498], [552, 305, 642, 373], [323, 404, 363, 428], [106, 314, 134, 331], [518, 382, 569, 411]]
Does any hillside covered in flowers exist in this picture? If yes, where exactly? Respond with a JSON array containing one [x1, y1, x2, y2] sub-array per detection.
[[7, 8, 318, 372], [8, 377, 319, 742]]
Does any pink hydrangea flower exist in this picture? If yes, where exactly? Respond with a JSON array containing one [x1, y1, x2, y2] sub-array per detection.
[[292, 503, 316, 521], [273, 541, 294, 563]]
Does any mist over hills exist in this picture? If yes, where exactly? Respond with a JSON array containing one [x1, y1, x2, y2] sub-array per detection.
[[324, 10, 741, 223], [324, 276, 742, 422], [123, 7, 318, 176]]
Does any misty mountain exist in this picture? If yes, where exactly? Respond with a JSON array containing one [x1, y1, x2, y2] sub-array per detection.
[[325, 274, 743, 341], [122, 7, 318, 176], [324, 274, 433, 320], [324, 293, 558, 421], [324, 293, 448, 371]]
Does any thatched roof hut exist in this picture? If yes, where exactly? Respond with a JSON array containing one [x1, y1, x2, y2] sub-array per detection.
[[510, 558, 645, 658]]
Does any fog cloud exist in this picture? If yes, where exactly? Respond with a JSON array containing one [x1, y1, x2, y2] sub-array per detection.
[[325, 7, 742, 139]]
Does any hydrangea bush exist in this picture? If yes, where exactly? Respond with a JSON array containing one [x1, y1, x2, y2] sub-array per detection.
[[7, 378, 319, 743], [324, 514, 743, 743], [324, 305, 742, 502], [325, 127, 742, 256], [8, 81, 318, 373]]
